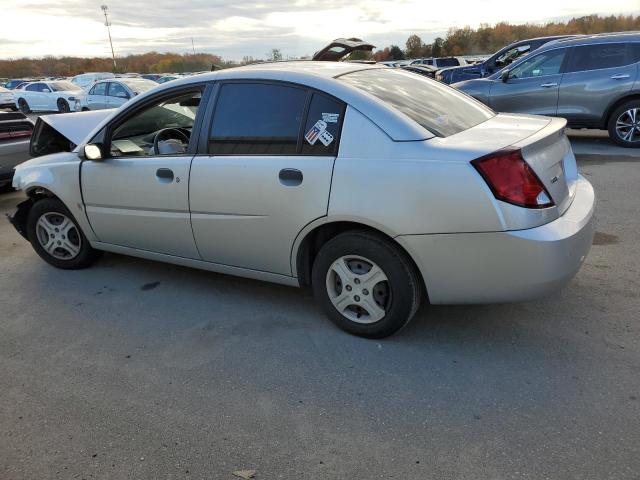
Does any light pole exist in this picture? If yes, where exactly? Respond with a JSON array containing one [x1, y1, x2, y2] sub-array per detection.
[[101, 5, 117, 71]]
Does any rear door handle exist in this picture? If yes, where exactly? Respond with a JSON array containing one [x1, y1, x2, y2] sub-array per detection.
[[156, 168, 174, 182], [540, 82, 558, 88], [279, 168, 303, 186], [611, 74, 630, 80]]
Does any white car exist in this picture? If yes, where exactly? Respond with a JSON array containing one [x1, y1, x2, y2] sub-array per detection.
[[70, 72, 115, 90], [15, 81, 83, 113], [0, 86, 15, 110], [74, 78, 158, 111], [8, 62, 595, 338]]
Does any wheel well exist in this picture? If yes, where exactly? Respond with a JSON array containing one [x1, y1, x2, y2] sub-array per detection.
[[9, 188, 63, 239], [603, 94, 640, 129], [26, 186, 58, 201], [295, 221, 427, 297]]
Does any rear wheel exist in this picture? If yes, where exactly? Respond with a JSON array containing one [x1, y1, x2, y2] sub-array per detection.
[[26, 198, 101, 269], [311, 231, 422, 338], [608, 100, 640, 147], [18, 98, 30, 114], [57, 98, 70, 113]]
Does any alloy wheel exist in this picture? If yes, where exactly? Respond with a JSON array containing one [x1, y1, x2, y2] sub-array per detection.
[[35, 212, 82, 260], [615, 108, 640, 143], [325, 255, 391, 324]]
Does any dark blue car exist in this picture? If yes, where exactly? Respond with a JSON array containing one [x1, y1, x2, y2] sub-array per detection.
[[436, 36, 573, 84]]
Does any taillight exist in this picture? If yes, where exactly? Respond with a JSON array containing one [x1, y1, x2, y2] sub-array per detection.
[[471, 148, 554, 209]]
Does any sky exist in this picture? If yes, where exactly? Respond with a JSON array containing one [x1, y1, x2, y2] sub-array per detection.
[[0, 0, 639, 60]]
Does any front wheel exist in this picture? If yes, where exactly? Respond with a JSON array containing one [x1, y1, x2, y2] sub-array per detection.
[[608, 101, 640, 147], [26, 198, 101, 269], [311, 231, 422, 338], [57, 98, 70, 113]]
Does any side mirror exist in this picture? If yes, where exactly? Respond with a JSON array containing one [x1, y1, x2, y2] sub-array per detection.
[[42, 88, 51, 93], [501, 70, 510, 82], [83, 144, 102, 161]]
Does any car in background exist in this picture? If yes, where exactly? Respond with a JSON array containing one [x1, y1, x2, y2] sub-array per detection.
[[74, 78, 158, 111], [400, 64, 439, 78], [0, 111, 33, 190], [9, 62, 594, 338], [4, 79, 30, 90], [312, 38, 376, 61], [157, 75, 180, 84], [0, 86, 16, 110], [454, 33, 640, 147], [436, 35, 573, 84], [14, 80, 83, 113], [410, 57, 467, 68], [140, 74, 163, 82], [71, 72, 115, 89]]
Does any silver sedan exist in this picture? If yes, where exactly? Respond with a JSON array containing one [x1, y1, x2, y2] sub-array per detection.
[[9, 62, 595, 338]]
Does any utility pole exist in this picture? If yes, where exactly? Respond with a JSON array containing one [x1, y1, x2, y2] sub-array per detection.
[[101, 5, 117, 71], [191, 38, 196, 55]]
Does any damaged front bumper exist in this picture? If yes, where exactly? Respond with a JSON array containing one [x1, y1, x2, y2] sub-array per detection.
[[6, 198, 32, 239]]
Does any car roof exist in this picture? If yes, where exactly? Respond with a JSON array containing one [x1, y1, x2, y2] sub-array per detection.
[[87, 61, 435, 143], [537, 31, 640, 50]]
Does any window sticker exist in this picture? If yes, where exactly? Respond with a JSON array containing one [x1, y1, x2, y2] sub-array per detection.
[[305, 119, 327, 145], [322, 112, 339, 123], [318, 130, 334, 147]]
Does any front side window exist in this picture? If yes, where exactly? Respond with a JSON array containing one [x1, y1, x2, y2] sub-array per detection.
[[508, 48, 567, 79], [108, 82, 129, 98], [495, 45, 531, 68], [567, 43, 630, 72], [209, 83, 308, 155], [341, 68, 494, 137], [89, 82, 107, 96], [109, 89, 202, 157]]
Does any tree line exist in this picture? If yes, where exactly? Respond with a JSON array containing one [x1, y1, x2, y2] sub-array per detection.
[[1, 14, 638, 78], [372, 14, 640, 61]]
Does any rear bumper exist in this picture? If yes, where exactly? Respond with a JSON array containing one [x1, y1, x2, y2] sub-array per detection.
[[397, 175, 596, 304]]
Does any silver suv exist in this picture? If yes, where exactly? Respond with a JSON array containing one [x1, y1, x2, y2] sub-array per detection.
[[453, 33, 640, 147]]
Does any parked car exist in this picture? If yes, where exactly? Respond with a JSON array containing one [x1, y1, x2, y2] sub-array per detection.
[[8, 62, 595, 338], [4, 79, 30, 90], [157, 75, 180, 84], [14, 81, 83, 113], [400, 64, 439, 78], [0, 112, 33, 190], [0, 86, 16, 110], [411, 57, 467, 68], [74, 78, 158, 111], [312, 38, 375, 61], [70, 72, 115, 89], [140, 74, 163, 82], [436, 36, 573, 84], [454, 33, 640, 147]]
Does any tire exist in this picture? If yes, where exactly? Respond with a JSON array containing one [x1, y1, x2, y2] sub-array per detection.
[[18, 98, 30, 114], [57, 98, 70, 113], [608, 100, 640, 148], [26, 198, 101, 270], [81, 107, 90, 112], [311, 231, 422, 338]]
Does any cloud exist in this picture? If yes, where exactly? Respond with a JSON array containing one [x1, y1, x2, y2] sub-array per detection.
[[1, 0, 638, 59]]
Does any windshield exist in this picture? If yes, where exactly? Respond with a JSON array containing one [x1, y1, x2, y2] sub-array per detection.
[[49, 81, 81, 92], [340, 68, 494, 137], [121, 79, 157, 93]]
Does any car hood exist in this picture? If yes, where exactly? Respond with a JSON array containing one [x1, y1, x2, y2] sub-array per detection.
[[38, 109, 114, 146], [452, 78, 493, 97], [439, 63, 481, 75]]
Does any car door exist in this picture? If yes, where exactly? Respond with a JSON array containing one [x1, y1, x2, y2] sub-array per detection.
[[106, 82, 131, 109], [189, 82, 343, 275], [23, 83, 42, 110], [86, 82, 107, 110], [557, 42, 639, 126], [81, 87, 205, 258], [489, 47, 569, 116]]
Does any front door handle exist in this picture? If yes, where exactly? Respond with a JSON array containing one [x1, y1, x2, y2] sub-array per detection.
[[540, 82, 558, 88], [156, 168, 174, 182], [611, 74, 630, 80], [279, 168, 303, 186]]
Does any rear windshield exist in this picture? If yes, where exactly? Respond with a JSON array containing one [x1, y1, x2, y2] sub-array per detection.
[[49, 81, 81, 92], [340, 68, 494, 137]]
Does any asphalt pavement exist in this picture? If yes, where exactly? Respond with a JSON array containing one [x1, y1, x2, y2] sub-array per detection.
[[0, 140, 639, 479]]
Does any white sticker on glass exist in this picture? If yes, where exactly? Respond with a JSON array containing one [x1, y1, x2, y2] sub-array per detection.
[[318, 130, 334, 147], [322, 113, 339, 123], [305, 120, 327, 145]]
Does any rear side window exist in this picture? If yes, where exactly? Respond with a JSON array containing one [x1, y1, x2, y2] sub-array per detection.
[[438, 58, 459, 67], [567, 43, 630, 72], [209, 83, 308, 155], [25, 83, 40, 92], [341, 68, 494, 137], [301, 93, 344, 156]]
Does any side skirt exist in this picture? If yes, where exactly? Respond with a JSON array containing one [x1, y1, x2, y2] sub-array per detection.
[[91, 242, 301, 288]]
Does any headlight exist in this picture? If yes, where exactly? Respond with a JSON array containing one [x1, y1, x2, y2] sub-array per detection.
[[436, 74, 443, 81]]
